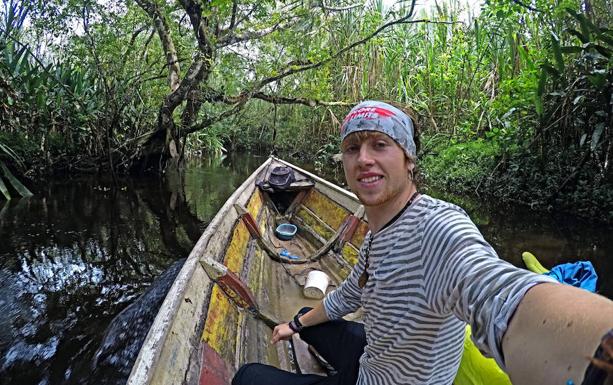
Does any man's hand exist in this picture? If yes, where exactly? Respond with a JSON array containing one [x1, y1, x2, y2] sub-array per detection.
[[271, 323, 295, 344]]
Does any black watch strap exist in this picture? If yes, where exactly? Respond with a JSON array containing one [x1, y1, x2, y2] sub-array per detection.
[[288, 314, 304, 333], [288, 320, 301, 333]]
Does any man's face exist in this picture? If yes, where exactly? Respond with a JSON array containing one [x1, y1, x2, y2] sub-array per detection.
[[341, 132, 413, 208]]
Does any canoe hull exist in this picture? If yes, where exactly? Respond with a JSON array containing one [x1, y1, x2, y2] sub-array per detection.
[[128, 157, 367, 385]]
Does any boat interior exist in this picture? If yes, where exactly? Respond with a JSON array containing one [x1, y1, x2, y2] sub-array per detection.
[[128, 157, 368, 385]]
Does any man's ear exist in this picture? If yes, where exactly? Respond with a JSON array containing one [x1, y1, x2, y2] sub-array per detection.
[[407, 159, 415, 172]]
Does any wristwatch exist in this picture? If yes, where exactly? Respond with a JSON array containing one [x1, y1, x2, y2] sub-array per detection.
[[288, 314, 304, 333]]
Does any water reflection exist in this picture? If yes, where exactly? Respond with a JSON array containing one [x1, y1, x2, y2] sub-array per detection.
[[0, 154, 263, 385]]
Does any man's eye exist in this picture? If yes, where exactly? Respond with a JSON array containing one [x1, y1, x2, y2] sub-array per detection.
[[344, 145, 359, 153], [375, 141, 388, 148]]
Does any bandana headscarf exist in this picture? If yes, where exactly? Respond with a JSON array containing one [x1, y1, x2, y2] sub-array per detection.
[[340, 100, 416, 157]]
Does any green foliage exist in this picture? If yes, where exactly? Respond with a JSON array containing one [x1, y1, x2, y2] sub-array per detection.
[[537, 7, 612, 154], [0, 0, 167, 173], [1, 0, 612, 220], [313, 135, 341, 173], [486, 144, 613, 222], [187, 122, 227, 157], [421, 138, 501, 194], [0, 138, 23, 167]]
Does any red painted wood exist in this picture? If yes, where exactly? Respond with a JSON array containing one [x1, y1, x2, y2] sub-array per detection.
[[217, 269, 258, 311], [240, 212, 261, 238], [200, 343, 232, 385], [341, 215, 360, 243]]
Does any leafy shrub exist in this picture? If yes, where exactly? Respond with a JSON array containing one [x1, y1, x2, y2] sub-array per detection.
[[420, 138, 501, 194]]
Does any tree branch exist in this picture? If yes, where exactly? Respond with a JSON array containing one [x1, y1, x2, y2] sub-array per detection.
[[135, 0, 181, 91], [219, 1, 306, 45], [229, 1, 238, 31], [319, 1, 361, 12], [181, 100, 249, 136], [250, 92, 353, 107], [208, 89, 353, 107], [218, 10, 300, 48], [120, 25, 149, 72], [163, 58, 207, 116], [231, 4, 258, 30], [177, 0, 213, 56], [511, 0, 544, 12], [251, 0, 419, 89], [179, 89, 352, 137], [218, 18, 295, 47]]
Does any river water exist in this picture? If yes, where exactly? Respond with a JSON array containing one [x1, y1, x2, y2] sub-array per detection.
[[0, 153, 611, 385]]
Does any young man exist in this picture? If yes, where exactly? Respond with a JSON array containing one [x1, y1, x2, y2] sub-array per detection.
[[232, 101, 613, 385]]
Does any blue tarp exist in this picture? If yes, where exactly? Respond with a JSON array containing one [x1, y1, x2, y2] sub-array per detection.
[[545, 261, 598, 293]]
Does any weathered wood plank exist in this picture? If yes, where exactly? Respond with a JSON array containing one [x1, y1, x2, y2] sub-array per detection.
[[202, 285, 240, 362], [295, 206, 335, 241], [301, 189, 349, 230], [341, 243, 359, 266], [202, 189, 265, 362]]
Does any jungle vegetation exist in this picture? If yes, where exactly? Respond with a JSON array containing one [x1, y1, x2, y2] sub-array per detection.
[[0, 0, 612, 221]]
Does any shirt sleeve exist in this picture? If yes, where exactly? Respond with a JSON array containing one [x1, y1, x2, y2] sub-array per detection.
[[421, 205, 558, 369], [323, 238, 367, 320]]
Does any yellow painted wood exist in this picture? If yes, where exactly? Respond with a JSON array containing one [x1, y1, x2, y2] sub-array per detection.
[[351, 221, 369, 248], [302, 190, 348, 230], [223, 221, 250, 274], [201, 189, 262, 362], [341, 243, 359, 266], [247, 189, 263, 219], [248, 203, 268, 295], [295, 206, 334, 240], [247, 247, 264, 295], [301, 189, 368, 252], [223, 189, 263, 275], [202, 285, 239, 361]]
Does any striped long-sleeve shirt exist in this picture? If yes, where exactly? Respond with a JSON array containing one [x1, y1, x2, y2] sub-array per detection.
[[323, 195, 557, 385]]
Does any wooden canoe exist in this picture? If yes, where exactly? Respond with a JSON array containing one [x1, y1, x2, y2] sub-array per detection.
[[127, 156, 369, 385]]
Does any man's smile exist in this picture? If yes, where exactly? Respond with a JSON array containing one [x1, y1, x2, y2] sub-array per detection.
[[358, 173, 383, 185]]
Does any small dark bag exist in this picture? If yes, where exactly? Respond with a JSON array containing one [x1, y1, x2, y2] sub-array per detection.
[[268, 166, 295, 190]]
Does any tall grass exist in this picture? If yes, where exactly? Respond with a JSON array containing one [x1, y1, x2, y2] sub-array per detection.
[[232, 0, 570, 151]]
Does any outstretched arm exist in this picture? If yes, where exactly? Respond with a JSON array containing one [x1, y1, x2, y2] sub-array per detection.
[[503, 283, 613, 385]]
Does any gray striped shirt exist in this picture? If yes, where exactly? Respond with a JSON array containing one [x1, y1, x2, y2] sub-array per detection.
[[323, 195, 556, 384]]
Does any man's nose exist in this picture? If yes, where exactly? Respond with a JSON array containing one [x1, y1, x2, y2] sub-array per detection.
[[357, 145, 374, 166]]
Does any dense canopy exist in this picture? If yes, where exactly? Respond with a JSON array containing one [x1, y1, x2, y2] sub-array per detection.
[[0, 0, 612, 220]]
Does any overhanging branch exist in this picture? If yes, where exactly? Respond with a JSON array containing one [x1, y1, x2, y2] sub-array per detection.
[[179, 0, 426, 137], [219, 12, 300, 47], [253, 0, 419, 89], [250, 92, 353, 107], [218, 19, 292, 47], [179, 89, 352, 137], [511, 0, 544, 12], [319, 1, 361, 11], [181, 99, 249, 136], [135, 0, 181, 91]]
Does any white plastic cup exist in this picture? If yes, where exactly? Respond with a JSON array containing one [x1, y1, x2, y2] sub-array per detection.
[[303, 270, 330, 299]]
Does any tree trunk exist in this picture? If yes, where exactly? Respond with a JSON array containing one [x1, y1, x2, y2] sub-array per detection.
[[131, 0, 216, 173]]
